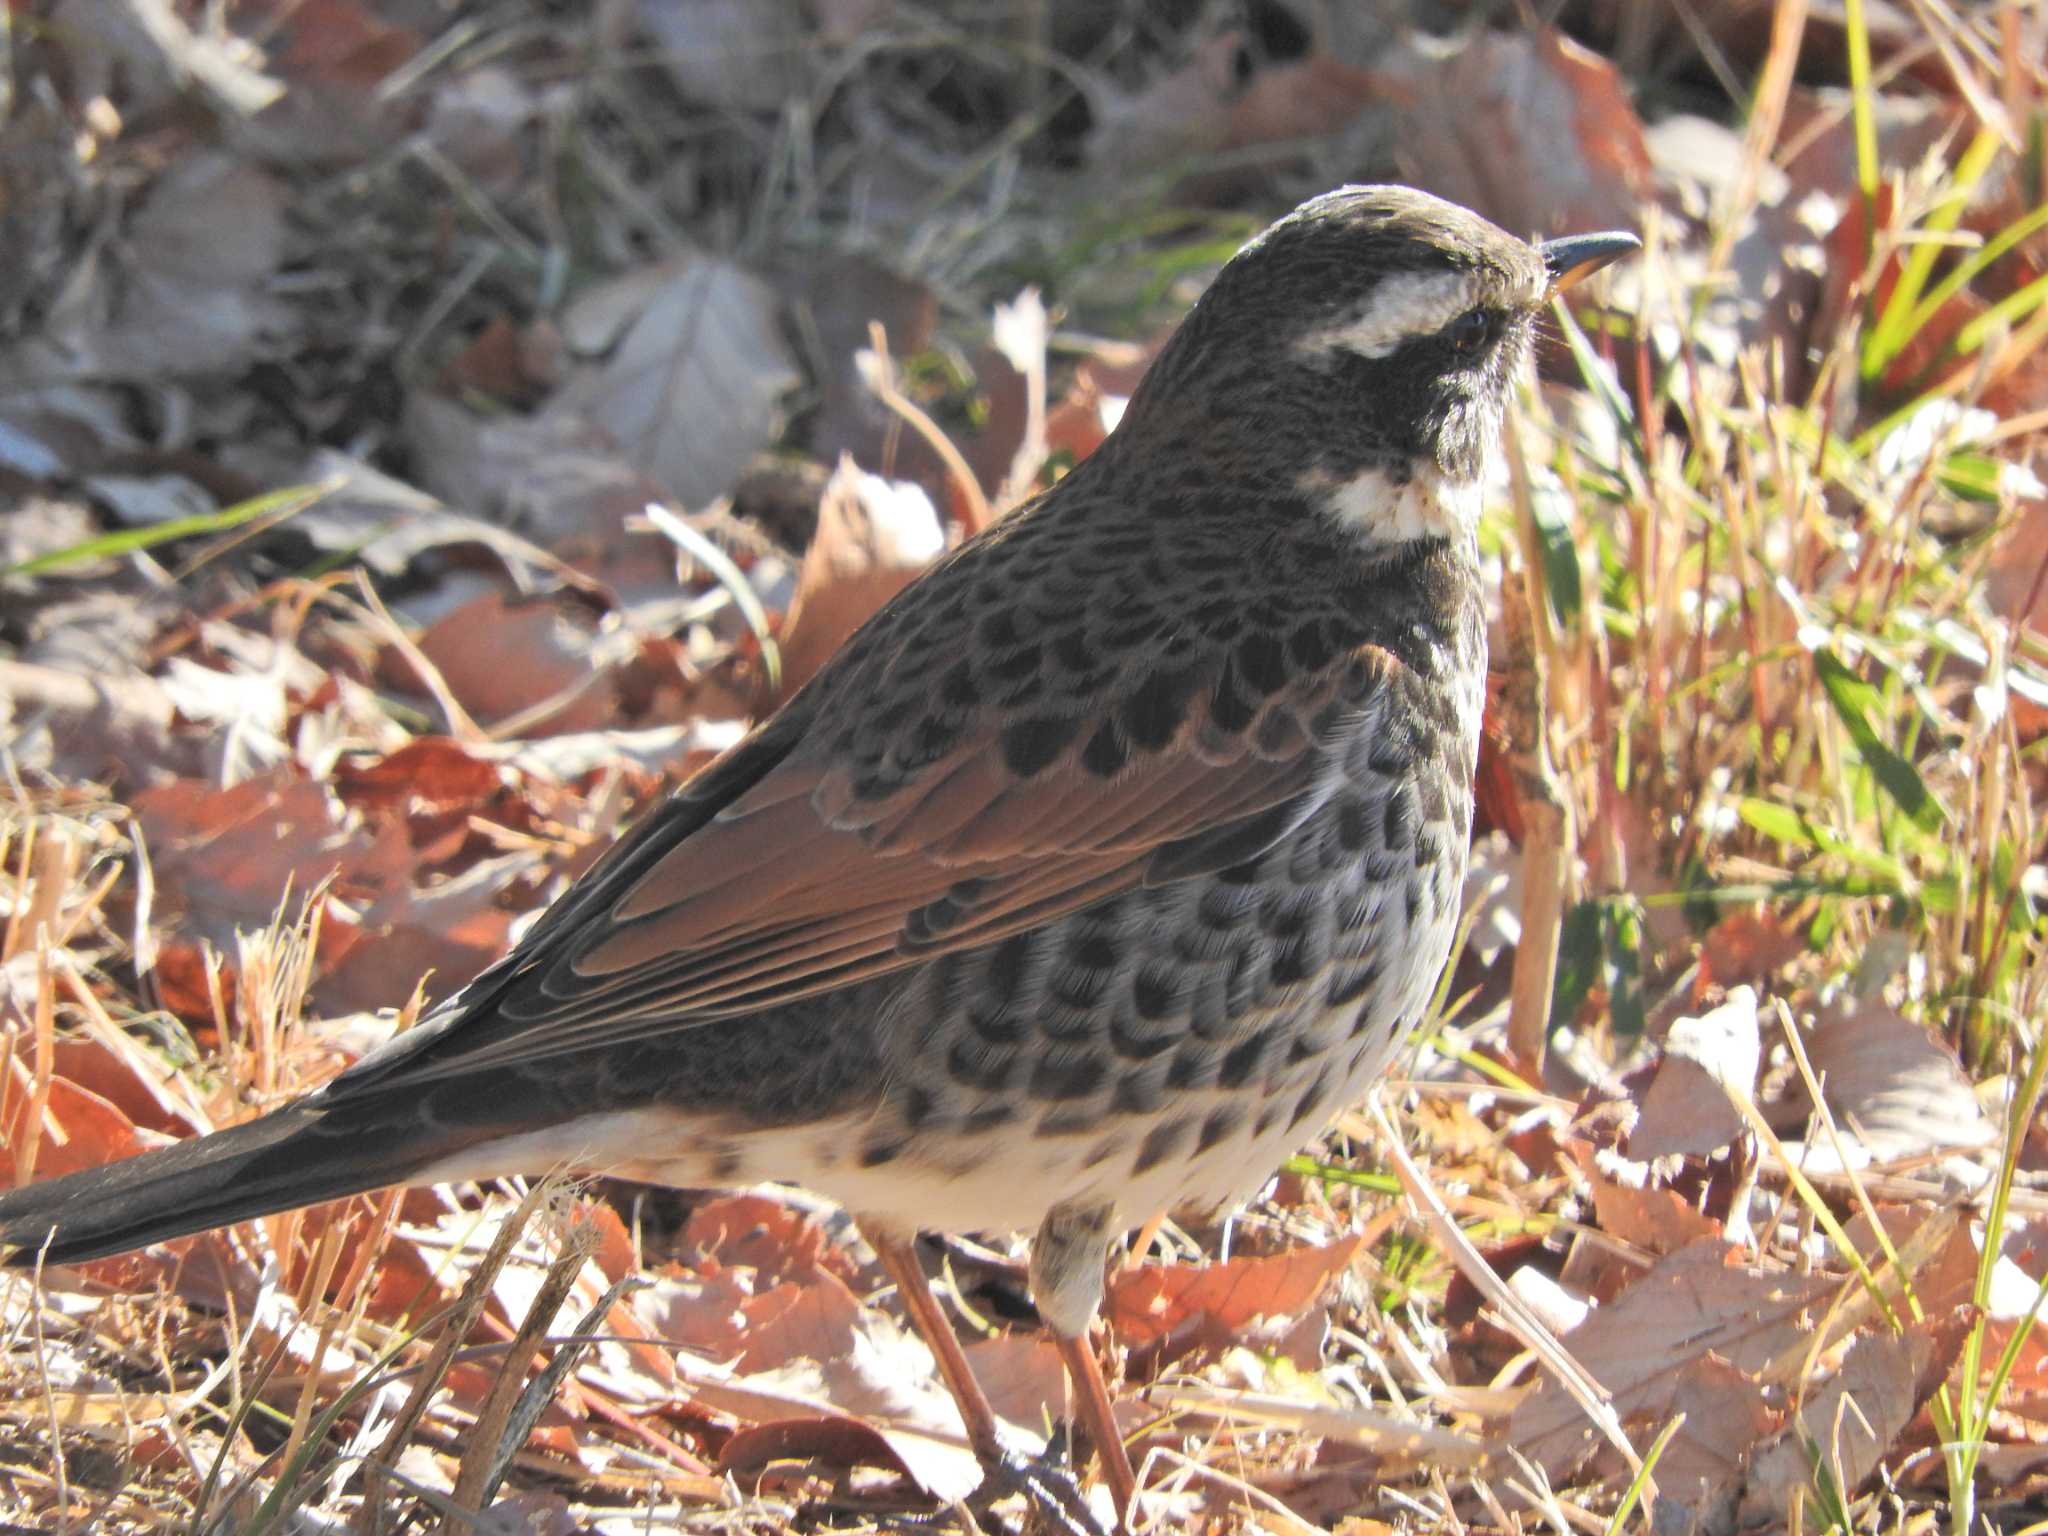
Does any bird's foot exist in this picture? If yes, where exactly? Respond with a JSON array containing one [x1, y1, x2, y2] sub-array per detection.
[[971, 1427, 1116, 1536], [879, 1426, 1114, 1536]]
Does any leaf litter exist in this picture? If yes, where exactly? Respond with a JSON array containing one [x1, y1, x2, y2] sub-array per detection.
[[2, 2, 2047, 1534]]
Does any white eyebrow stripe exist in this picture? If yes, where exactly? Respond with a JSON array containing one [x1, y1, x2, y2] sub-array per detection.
[[1297, 270, 1484, 360]]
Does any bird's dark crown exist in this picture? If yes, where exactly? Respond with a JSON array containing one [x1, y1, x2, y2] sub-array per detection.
[[1114, 185, 1557, 544]]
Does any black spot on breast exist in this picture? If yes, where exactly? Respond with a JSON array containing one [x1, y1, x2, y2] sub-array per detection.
[[1054, 629, 1095, 673], [1103, 617, 1160, 648], [1133, 1117, 1189, 1173], [1132, 966, 1178, 1020], [1287, 1070, 1333, 1130], [1082, 722, 1128, 777], [1003, 716, 1082, 777], [1083, 1136, 1124, 1169], [1286, 1029, 1325, 1065], [902, 1085, 938, 1130], [986, 933, 1031, 1004], [949, 1039, 1015, 1091], [1336, 796, 1372, 852], [1269, 934, 1315, 988], [968, 1003, 1025, 1046], [1030, 1051, 1106, 1101], [963, 1102, 1016, 1134], [1064, 933, 1114, 978], [1217, 1031, 1269, 1089], [991, 644, 1042, 682], [1195, 1104, 1243, 1154], [1329, 958, 1383, 1011], [1112, 1071, 1163, 1115], [980, 610, 1021, 649], [942, 658, 979, 709], [1165, 1047, 1208, 1090], [1383, 790, 1413, 851]]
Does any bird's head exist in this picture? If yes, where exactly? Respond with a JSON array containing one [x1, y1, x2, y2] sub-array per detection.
[[1118, 185, 1637, 546]]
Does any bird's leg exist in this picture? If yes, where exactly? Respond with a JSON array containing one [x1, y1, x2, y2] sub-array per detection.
[[866, 1222, 1111, 1535], [864, 1224, 1006, 1462], [1031, 1198, 1137, 1522]]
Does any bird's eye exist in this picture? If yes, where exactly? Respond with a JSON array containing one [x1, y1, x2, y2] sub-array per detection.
[[1444, 308, 1494, 355]]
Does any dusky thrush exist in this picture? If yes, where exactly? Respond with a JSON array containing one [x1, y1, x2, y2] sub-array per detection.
[[0, 185, 1636, 1523]]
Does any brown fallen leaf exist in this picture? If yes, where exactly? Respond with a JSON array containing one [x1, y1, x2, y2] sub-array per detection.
[[131, 771, 390, 943], [1506, 1237, 1837, 1485], [1699, 910, 1808, 991], [548, 256, 801, 512], [1564, 1141, 1722, 1259], [679, 1191, 857, 1290], [1106, 1234, 1364, 1368], [1736, 1307, 1974, 1528], [773, 456, 945, 703], [0, 657, 199, 787], [1381, 27, 1653, 240], [47, 1036, 208, 1141], [727, 1281, 991, 1501], [772, 255, 940, 502], [331, 737, 507, 816], [1629, 988, 1761, 1161], [1584, 1353, 1776, 1524], [394, 591, 621, 739], [1788, 998, 1996, 1167]]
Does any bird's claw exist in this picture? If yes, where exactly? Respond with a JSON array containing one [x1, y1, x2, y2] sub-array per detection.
[[973, 1426, 1115, 1536], [878, 1425, 1114, 1536]]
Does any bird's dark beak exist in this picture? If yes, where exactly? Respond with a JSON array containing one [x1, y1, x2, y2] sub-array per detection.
[[1539, 230, 1640, 293]]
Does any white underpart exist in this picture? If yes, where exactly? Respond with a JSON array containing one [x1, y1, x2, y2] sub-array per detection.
[[410, 1107, 730, 1187], [1305, 464, 1484, 542], [1299, 269, 1486, 360]]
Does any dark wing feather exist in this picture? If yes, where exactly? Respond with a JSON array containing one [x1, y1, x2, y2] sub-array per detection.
[[327, 614, 1391, 1094]]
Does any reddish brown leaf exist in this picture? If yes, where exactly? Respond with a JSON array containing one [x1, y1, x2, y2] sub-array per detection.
[[1384, 28, 1653, 240], [332, 737, 505, 816], [772, 457, 944, 703], [1737, 1307, 1973, 1526], [1700, 910, 1808, 990], [1507, 1238, 1837, 1484], [1106, 1234, 1364, 1365], [679, 1192, 854, 1289], [1566, 1142, 1723, 1257]]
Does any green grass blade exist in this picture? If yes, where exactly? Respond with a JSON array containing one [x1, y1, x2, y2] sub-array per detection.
[[2, 480, 337, 579], [1812, 648, 1946, 834], [1954, 268, 2048, 355], [1843, 0, 1880, 211], [1863, 127, 2001, 380], [1604, 1412, 1685, 1535], [1902, 200, 2048, 345]]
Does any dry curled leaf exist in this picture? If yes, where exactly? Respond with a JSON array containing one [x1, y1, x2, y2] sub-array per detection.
[[549, 257, 801, 511], [773, 456, 944, 702], [1507, 1237, 1835, 1485], [1630, 987, 1761, 1161]]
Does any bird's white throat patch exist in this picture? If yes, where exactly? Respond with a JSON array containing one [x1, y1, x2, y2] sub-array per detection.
[[1304, 465, 1482, 542]]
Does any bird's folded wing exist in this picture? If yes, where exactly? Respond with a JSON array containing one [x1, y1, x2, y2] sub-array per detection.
[[334, 643, 1393, 1087]]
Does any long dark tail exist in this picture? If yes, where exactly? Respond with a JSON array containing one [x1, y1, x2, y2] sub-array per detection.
[[0, 1095, 465, 1266]]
